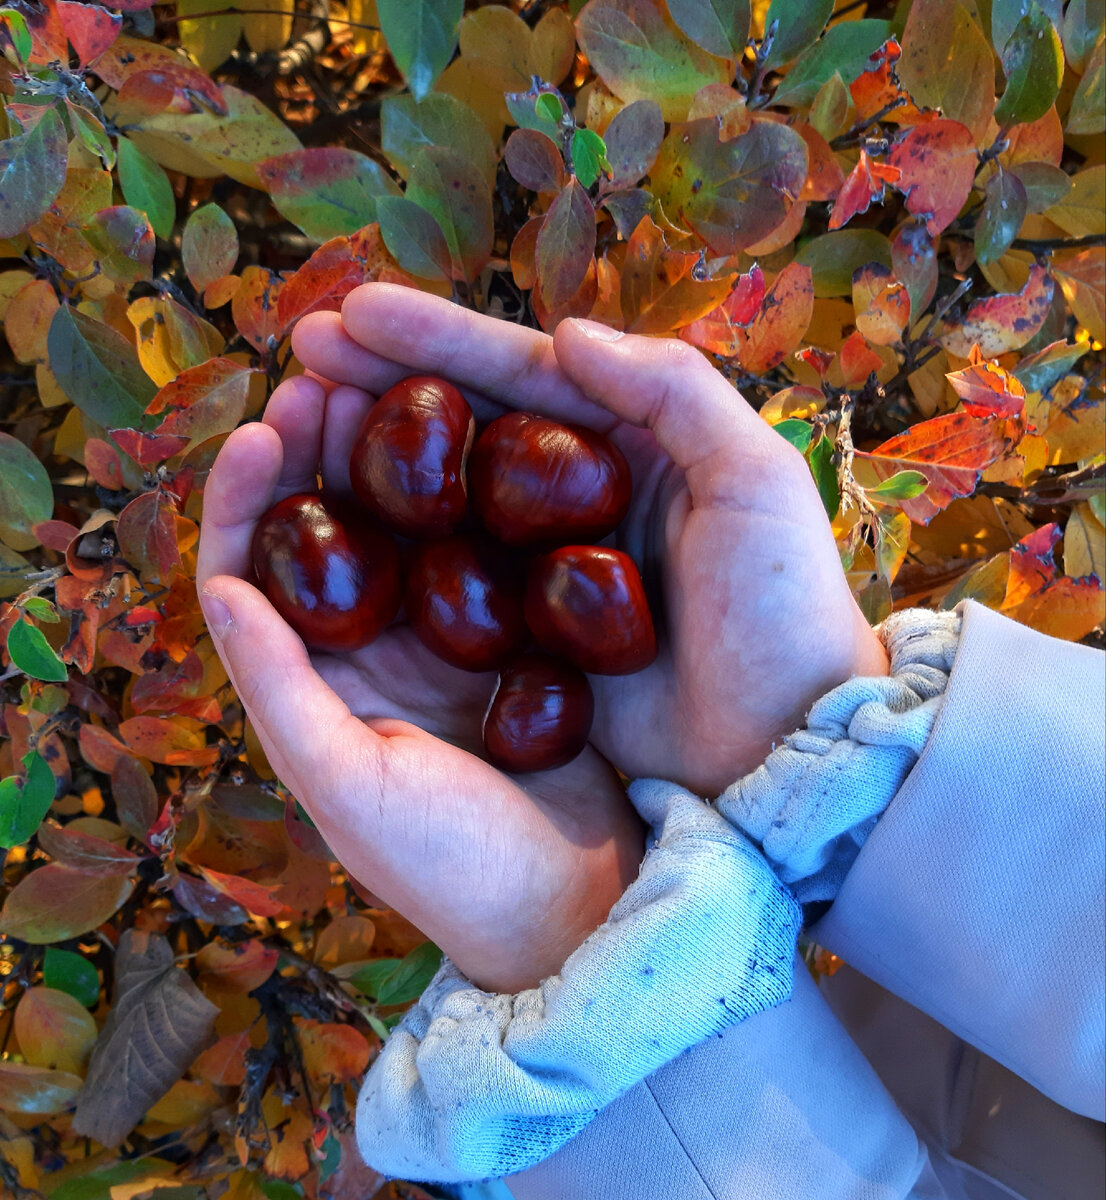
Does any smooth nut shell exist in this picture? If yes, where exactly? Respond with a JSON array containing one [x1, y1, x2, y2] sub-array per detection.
[[468, 413, 631, 546], [349, 375, 474, 539], [525, 545, 657, 675], [251, 493, 401, 653], [483, 654, 594, 773]]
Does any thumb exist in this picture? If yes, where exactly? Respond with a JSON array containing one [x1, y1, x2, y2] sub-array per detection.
[[199, 576, 362, 799], [552, 320, 795, 502]]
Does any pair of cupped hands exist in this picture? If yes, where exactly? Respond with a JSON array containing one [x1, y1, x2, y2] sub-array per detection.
[[196, 283, 887, 994]]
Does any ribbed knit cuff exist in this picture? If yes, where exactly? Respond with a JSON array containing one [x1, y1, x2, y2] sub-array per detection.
[[355, 781, 801, 1183], [715, 606, 963, 904]]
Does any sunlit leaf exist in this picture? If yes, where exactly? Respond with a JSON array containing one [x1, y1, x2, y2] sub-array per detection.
[[886, 119, 978, 236], [808, 434, 839, 519], [940, 264, 1056, 358], [772, 418, 813, 452], [852, 263, 910, 347], [740, 260, 814, 373]]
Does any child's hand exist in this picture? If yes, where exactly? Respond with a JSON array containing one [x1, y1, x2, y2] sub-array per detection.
[[196, 390, 644, 994], [292, 284, 888, 796]]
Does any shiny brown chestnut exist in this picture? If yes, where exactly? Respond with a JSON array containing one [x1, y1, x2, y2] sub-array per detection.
[[468, 413, 631, 546], [405, 534, 526, 672], [483, 653, 594, 773], [349, 375, 474, 539], [525, 545, 657, 675], [251, 493, 401, 653]]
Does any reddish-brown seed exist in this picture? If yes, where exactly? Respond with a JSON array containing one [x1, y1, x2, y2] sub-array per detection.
[[483, 654, 594, 773], [525, 545, 657, 675], [349, 375, 474, 538], [405, 535, 527, 672], [251, 493, 401, 653], [468, 413, 631, 546]]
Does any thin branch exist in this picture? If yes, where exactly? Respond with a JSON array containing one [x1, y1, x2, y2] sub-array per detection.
[[1012, 232, 1106, 252], [830, 97, 907, 149]]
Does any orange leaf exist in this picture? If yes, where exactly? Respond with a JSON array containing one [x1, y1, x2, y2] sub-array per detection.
[[1002, 523, 1106, 640], [197, 866, 285, 917], [838, 329, 883, 389], [232, 265, 285, 354], [946, 358, 1026, 418], [829, 149, 900, 230], [681, 263, 766, 355], [848, 39, 930, 126], [298, 1020, 372, 1084], [852, 262, 910, 346], [740, 261, 814, 375], [197, 939, 279, 991], [856, 411, 1018, 523], [886, 119, 977, 236], [118, 716, 219, 766], [939, 264, 1055, 359]]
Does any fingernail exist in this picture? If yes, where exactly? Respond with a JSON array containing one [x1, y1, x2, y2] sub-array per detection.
[[200, 588, 234, 637], [572, 319, 623, 342]]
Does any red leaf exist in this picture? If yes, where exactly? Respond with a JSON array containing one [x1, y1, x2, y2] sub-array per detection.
[[886, 119, 977, 235], [829, 148, 900, 230], [147, 356, 256, 447], [36, 821, 141, 876], [31, 519, 79, 553], [946, 357, 1026, 418], [84, 438, 123, 490], [740, 261, 814, 374], [78, 723, 130, 773], [116, 491, 180, 583], [839, 329, 883, 388], [536, 180, 596, 311], [172, 873, 247, 924], [856, 411, 1019, 523], [939, 264, 1056, 358], [504, 129, 566, 193], [56, 1, 121, 65], [197, 866, 285, 917], [108, 428, 190, 465], [1000, 522, 1106, 640], [196, 939, 279, 991]]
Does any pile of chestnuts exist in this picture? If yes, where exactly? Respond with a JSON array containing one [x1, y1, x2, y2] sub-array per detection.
[[250, 376, 657, 773]]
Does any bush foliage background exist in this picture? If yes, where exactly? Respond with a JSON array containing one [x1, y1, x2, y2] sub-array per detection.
[[0, 0, 1103, 1195]]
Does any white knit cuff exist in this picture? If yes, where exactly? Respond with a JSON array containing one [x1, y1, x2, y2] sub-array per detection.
[[355, 780, 802, 1183], [715, 606, 963, 904]]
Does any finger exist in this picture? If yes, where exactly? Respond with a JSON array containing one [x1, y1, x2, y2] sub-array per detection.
[[304, 369, 340, 394], [338, 283, 617, 428], [320, 384, 374, 496], [552, 320, 791, 499], [262, 375, 326, 497], [196, 423, 283, 589], [198, 575, 366, 801]]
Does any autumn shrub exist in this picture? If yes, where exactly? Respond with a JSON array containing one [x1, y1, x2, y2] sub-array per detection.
[[0, 0, 1103, 1195]]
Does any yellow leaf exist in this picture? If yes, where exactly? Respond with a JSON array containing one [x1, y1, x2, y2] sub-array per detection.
[[177, 0, 243, 72], [1064, 503, 1106, 581], [142, 1078, 221, 1127], [14, 986, 98, 1076], [1025, 378, 1105, 465], [1043, 166, 1106, 238], [347, 0, 382, 56], [240, 0, 294, 54]]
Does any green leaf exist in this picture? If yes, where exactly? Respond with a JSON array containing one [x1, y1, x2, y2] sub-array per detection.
[[405, 146, 493, 283], [571, 128, 610, 188], [46, 306, 156, 431], [0, 104, 68, 239], [376, 941, 443, 1006], [664, 0, 750, 57], [536, 92, 564, 125], [376, 0, 463, 100], [365, 1012, 392, 1042], [1009, 161, 1071, 213], [0, 432, 53, 539], [794, 230, 892, 297], [991, 0, 1061, 53], [1066, 38, 1105, 135], [67, 103, 115, 171], [258, 147, 400, 242], [993, 2, 1064, 128], [772, 418, 814, 452], [0, 750, 55, 849], [1, 8, 33, 60], [50, 1162, 158, 1200], [975, 168, 1028, 266], [1012, 339, 1090, 392], [576, 0, 731, 122], [772, 19, 891, 107], [377, 195, 453, 281], [651, 118, 808, 255], [117, 137, 175, 240], [763, 0, 833, 68], [349, 957, 403, 999], [43, 947, 101, 1009], [181, 203, 239, 293], [808, 434, 840, 520], [1062, 0, 1105, 72], [867, 469, 929, 501], [6, 619, 67, 682], [23, 597, 59, 622], [381, 94, 497, 189], [259, 1182, 302, 1200]]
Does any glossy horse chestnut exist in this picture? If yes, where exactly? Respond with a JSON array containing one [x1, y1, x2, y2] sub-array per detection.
[[525, 546, 657, 675], [405, 534, 526, 672], [349, 375, 474, 538], [483, 654, 594, 773], [468, 413, 631, 546], [251, 493, 401, 653]]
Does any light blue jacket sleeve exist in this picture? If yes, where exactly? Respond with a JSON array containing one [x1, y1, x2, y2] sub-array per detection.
[[509, 603, 1105, 1197]]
